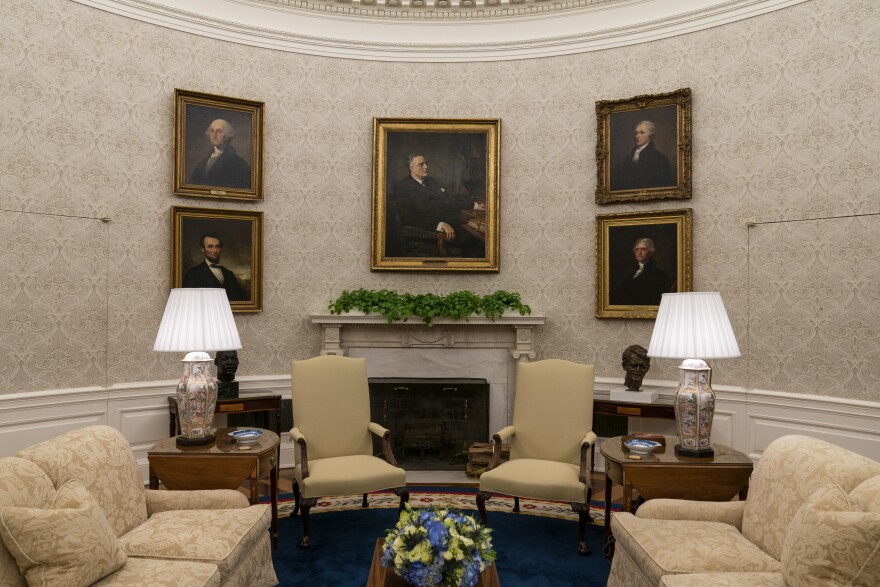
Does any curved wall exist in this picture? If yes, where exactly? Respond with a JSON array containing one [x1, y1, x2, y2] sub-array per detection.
[[1, 0, 878, 405]]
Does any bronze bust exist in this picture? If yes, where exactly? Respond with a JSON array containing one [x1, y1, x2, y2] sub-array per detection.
[[215, 350, 239, 399], [621, 345, 651, 391]]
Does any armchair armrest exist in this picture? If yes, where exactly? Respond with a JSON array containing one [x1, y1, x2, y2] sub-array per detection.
[[289, 427, 310, 479], [145, 489, 249, 515], [636, 499, 746, 531], [579, 430, 598, 484], [369, 421, 401, 467], [485, 425, 515, 472]]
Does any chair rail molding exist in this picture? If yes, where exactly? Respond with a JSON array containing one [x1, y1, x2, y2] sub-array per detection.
[[1, 377, 878, 474], [70, 0, 811, 62]]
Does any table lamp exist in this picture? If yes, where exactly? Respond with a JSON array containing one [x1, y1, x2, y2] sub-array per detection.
[[647, 292, 740, 457], [154, 288, 242, 446]]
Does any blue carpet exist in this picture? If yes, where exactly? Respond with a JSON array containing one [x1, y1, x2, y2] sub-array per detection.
[[270, 506, 610, 586]]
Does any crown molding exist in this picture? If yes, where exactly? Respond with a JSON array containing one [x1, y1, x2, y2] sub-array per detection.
[[71, 0, 810, 61]]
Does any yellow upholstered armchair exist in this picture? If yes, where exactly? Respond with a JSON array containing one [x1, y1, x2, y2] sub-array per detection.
[[476, 359, 597, 555], [289, 355, 409, 549]]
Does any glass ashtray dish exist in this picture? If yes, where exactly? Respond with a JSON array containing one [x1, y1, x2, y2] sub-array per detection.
[[229, 429, 263, 444]]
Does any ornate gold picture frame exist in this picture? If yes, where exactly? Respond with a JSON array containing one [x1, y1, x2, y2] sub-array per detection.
[[171, 206, 263, 313], [595, 88, 692, 204], [371, 118, 500, 272], [596, 208, 693, 319], [173, 89, 264, 201]]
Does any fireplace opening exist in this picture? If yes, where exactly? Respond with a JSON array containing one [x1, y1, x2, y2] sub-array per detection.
[[368, 378, 489, 471]]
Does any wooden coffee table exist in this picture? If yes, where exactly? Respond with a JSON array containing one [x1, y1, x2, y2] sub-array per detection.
[[600, 435, 753, 560], [148, 427, 279, 549], [366, 538, 500, 587]]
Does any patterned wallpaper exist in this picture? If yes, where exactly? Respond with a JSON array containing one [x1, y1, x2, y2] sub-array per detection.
[[1, 0, 877, 401]]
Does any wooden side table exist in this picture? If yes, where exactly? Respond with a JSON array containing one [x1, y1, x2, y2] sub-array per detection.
[[600, 435, 753, 560], [148, 427, 279, 549], [168, 394, 283, 476]]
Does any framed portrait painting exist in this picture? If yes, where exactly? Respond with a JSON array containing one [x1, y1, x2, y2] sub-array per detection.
[[173, 89, 264, 201], [170, 206, 263, 313], [595, 88, 692, 205], [596, 208, 692, 319], [371, 118, 500, 272]]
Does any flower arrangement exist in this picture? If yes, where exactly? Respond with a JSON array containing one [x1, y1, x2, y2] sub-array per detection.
[[381, 504, 496, 587]]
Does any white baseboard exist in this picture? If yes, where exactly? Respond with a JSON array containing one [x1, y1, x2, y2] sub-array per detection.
[[1, 377, 878, 483]]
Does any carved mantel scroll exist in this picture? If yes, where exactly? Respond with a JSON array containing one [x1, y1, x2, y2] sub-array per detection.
[[309, 314, 546, 361]]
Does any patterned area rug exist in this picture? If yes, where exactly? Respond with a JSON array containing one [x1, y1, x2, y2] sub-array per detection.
[[272, 488, 617, 526]]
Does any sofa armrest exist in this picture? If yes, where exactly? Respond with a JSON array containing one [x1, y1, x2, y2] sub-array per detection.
[[636, 499, 746, 530], [145, 489, 249, 515]]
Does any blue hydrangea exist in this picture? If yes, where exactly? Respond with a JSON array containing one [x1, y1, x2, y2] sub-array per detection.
[[381, 504, 496, 587]]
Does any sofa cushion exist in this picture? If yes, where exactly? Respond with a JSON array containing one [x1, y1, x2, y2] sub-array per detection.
[[850, 475, 880, 513], [659, 572, 786, 586], [0, 480, 127, 587], [118, 503, 271, 581], [0, 457, 58, 587], [611, 512, 780, 584], [92, 557, 222, 587], [15, 425, 149, 538], [781, 482, 880, 587], [742, 435, 880, 561]]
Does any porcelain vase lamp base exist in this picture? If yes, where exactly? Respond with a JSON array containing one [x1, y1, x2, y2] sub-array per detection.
[[175, 352, 219, 447], [673, 359, 715, 458]]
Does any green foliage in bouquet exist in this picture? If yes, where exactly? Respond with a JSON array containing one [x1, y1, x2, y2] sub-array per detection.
[[328, 289, 531, 325], [381, 504, 496, 587]]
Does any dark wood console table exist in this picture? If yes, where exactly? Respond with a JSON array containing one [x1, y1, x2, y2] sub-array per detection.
[[593, 397, 675, 420]]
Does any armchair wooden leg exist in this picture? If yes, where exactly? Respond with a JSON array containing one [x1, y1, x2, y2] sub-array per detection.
[[572, 503, 591, 556], [363, 493, 369, 508], [476, 491, 492, 525], [513, 496, 520, 513], [292, 481, 301, 518], [393, 487, 410, 511], [298, 497, 318, 550]]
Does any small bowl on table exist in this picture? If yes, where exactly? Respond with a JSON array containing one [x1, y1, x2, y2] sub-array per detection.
[[229, 429, 263, 445], [623, 438, 662, 455]]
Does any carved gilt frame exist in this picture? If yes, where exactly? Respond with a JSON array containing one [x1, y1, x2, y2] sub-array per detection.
[[371, 118, 500, 272], [173, 89, 264, 201], [171, 206, 263, 313], [595, 88, 692, 204], [596, 208, 693, 319]]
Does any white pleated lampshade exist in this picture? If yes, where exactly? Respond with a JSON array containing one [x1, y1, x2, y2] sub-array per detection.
[[647, 292, 740, 359], [153, 288, 242, 353]]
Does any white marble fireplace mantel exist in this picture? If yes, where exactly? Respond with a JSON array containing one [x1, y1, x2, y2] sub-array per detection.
[[309, 313, 546, 359], [309, 313, 547, 431]]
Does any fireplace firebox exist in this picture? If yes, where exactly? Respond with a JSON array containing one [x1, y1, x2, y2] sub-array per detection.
[[368, 378, 489, 471]]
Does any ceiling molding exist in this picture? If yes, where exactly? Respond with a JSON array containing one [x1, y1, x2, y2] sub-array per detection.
[[70, 0, 811, 61]]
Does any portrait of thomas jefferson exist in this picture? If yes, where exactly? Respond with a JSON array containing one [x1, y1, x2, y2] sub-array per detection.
[[607, 224, 678, 307]]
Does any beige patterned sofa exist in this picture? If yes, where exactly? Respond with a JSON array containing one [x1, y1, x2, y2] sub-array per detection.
[[0, 425, 278, 586], [608, 435, 880, 587]]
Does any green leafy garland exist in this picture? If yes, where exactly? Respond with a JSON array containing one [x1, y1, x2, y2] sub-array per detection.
[[328, 289, 532, 325]]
